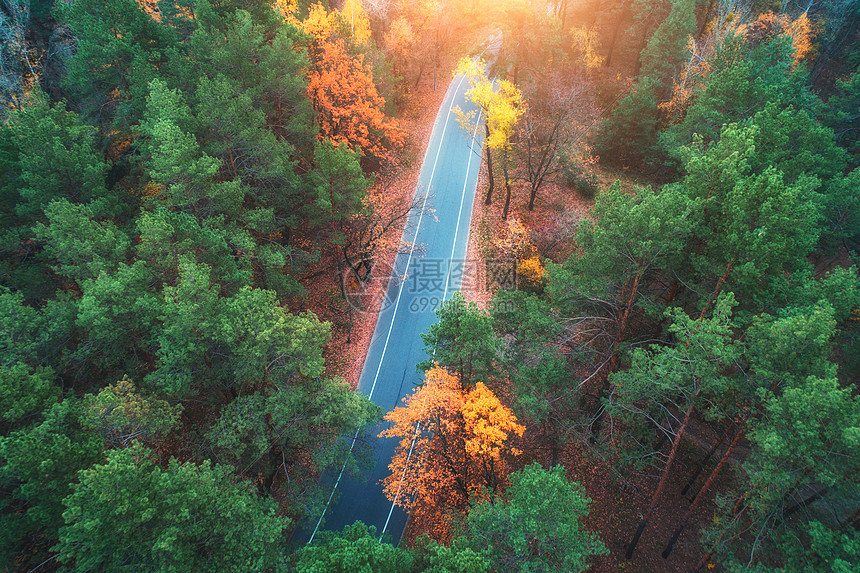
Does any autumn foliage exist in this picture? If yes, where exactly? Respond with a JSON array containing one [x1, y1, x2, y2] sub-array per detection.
[[739, 11, 814, 64], [380, 366, 524, 537], [299, 5, 404, 161], [493, 216, 545, 289], [661, 10, 813, 120]]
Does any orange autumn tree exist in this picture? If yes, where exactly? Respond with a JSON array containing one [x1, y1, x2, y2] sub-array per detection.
[[300, 5, 404, 162], [380, 366, 524, 536]]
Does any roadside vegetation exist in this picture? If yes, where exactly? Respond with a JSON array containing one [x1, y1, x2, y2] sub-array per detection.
[[1, 0, 858, 571]]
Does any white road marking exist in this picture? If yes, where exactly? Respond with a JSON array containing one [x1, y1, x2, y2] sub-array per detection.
[[380, 105, 484, 538], [307, 72, 469, 545]]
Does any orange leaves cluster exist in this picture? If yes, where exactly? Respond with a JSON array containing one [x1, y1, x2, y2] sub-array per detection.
[[306, 40, 403, 158], [517, 255, 546, 289], [299, 5, 404, 161], [380, 366, 524, 536], [740, 11, 814, 64], [493, 215, 546, 289], [492, 215, 532, 261]]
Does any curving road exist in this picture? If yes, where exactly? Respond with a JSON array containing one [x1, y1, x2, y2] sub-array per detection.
[[290, 65, 486, 546]]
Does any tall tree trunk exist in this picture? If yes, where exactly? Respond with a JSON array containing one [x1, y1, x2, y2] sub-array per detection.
[[699, 258, 735, 320], [484, 124, 495, 205], [662, 424, 745, 559], [528, 181, 539, 211], [605, 0, 630, 68], [592, 264, 645, 438], [784, 487, 830, 519], [501, 148, 513, 220], [665, 278, 681, 304], [681, 424, 730, 496], [626, 396, 698, 559]]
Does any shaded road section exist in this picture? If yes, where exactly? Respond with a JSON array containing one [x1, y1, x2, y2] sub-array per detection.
[[291, 68, 485, 546]]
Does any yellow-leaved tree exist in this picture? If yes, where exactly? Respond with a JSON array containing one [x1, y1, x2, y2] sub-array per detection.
[[380, 366, 524, 538], [340, 0, 372, 46], [454, 57, 524, 220]]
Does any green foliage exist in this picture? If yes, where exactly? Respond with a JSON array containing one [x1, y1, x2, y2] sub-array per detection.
[[547, 181, 694, 312], [410, 536, 490, 573], [0, 91, 117, 298], [311, 138, 370, 229], [187, 7, 314, 220], [821, 167, 860, 250], [609, 293, 740, 443], [0, 287, 56, 369], [75, 260, 160, 376], [747, 376, 859, 505], [418, 292, 499, 387], [82, 377, 181, 448], [707, 374, 860, 571], [34, 199, 131, 282], [3, 92, 111, 223], [822, 67, 860, 165], [675, 123, 823, 311], [660, 33, 816, 157], [0, 362, 58, 425], [0, 288, 74, 399], [776, 521, 860, 573], [56, 444, 290, 572], [0, 399, 104, 560], [452, 463, 607, 573], [294, 521, 413, 573], [58, 0, 176, 128], [134, 208, 253, 293], [148, 272, 329, 398], [744, 304, 838, 391], [491, 289, 560, 365], [140, 79, 232, 216], [595, 77, 661, 169], [638, 0, 696, 82], [206, 376, 379, 506], [489, 290, 570, 428], [596, 0, 695, 173], [744, 102, 847, 185]]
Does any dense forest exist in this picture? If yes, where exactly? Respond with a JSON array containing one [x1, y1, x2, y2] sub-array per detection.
[[1, 0, 858, 571]]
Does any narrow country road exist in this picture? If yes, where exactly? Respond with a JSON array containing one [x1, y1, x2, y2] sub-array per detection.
[[291, 65, 486, 546]]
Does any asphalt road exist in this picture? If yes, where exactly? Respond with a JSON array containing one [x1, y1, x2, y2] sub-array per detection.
[[291, 68, 486, 547]]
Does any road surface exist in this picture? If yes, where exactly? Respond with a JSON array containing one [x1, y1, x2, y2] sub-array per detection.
[[290, 67, 486, 546]]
